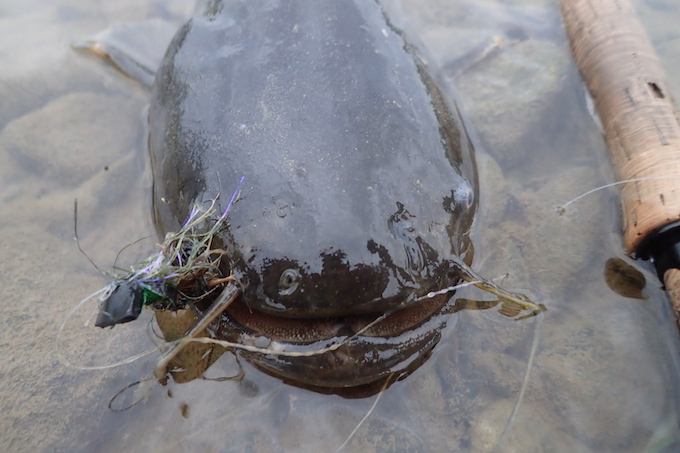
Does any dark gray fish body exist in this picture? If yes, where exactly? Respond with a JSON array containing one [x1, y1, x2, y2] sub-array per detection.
[[150, 0, 477, 387]]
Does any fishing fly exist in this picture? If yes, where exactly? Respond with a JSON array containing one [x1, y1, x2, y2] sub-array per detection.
[[85, 176, 245, 328]]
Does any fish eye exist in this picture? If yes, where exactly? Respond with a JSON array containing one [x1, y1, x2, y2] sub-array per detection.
[[454, 182, 474, 209], [278, 269, 301, 296]]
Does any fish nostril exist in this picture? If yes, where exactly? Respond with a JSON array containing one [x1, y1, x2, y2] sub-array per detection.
[[278, 268, 301, 296]]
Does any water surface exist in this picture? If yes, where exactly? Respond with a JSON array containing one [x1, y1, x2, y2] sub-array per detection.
[[2, 0, 680, 451]]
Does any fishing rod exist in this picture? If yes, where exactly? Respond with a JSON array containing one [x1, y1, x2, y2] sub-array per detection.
[[558, 0, 680, 325]]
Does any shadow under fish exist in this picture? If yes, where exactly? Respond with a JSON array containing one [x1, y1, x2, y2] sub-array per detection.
[[85, 0, 539, 389]]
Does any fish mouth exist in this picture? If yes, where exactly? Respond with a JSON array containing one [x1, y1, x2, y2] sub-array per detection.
[[204, 292, 454, 387]]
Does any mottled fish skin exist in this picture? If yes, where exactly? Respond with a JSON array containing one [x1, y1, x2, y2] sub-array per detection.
[[149, 0, 477, 320]]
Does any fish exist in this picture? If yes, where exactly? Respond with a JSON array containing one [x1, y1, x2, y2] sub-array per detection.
[[102, 0, 480, 388]]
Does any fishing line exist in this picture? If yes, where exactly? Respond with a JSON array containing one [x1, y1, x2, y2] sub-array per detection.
[[336, 373, 394, 452], [73, 199, 107, 275], [57, 284, 160, 371], [108, 376, 156, 412], [493, 313, 541, 452], [530, 175, 680, 240]]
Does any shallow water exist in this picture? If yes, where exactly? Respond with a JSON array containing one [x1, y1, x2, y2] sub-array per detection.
[[2, 0, 680, 452]]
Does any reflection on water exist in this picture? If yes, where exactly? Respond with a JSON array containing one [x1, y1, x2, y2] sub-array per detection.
[[2, 0, 680, 451]]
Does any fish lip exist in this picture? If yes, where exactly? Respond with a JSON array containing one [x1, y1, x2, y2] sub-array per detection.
[[207, 292, 454, 387], [237, 326, 446, 388]]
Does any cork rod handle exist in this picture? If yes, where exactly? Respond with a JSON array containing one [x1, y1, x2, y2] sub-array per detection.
[[558, 0, 680, 253]]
